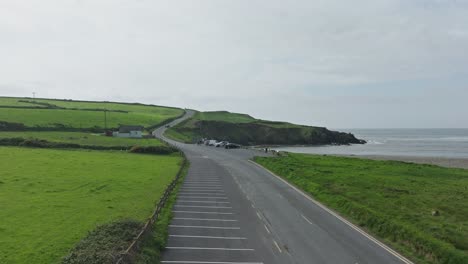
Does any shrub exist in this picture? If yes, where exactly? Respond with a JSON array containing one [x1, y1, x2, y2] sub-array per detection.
[[129, 145, 178, 155], [62, 220, 142, 264]]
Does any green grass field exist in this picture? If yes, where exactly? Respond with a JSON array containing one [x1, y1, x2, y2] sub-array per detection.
[[0, 97, 184, 130], [193, 111, 255, 123], [0, 131, 163, 147], [254, 153, 468, 264], [0, 147, 183, 264]]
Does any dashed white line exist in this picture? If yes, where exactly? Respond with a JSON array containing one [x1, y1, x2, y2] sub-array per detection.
[[178, 192, 226, 195], [264, 225, 271, 234], [178, 196, 228, 199], [256, 212, 262, 220], [173, 211, 234, 215], [178, 200, 230, 204], [169, 225, 240, 230], [174, 205, 232, 209], [162, 261, 263, 264], [273, 240, 282, 253], [166, 247, 254, 251], [170, 235, 246, 240], [301, 214, 313, 225], [173, 217, 237, 222]]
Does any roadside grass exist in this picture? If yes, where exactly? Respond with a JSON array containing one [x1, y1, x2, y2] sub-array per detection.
[[0, 97, 184, 130], [135, 160, 189, 263], [254, 153, 468, 264], [0, 131, 163, 147], [0, 147, 183, 264]]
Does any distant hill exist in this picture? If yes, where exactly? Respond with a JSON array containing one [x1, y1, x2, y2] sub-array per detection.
[[165, 111, 366, 146]]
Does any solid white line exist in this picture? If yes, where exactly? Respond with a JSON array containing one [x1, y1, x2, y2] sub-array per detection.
[[162, 261, 263, 264], [170, 235, 246, 240], [249, 160, 414, 264], [169, 225, 240, 230], [178, 200, 230, 204], [174, 217, 237, 222], [173, 211, 233, 215], [166, 247, 254, 251], [175, 205, 232, 209], [273, 240, 282, 253], [178, 196, 228, 199], [301, 214, 313, 225]]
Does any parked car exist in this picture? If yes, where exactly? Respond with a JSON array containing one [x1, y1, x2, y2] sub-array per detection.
[[215, 141, 228, 147], [207, 140, 217, 146], [225, 143, 241, 149]]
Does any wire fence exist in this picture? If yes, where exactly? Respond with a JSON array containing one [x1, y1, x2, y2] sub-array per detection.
[[115, 145, 186, 264]]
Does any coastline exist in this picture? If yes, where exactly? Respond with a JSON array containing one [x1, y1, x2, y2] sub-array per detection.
[[346, 154, 468, 170]]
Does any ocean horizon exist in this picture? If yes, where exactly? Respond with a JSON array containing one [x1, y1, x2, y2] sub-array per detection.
[[273, 128, 468, 158]]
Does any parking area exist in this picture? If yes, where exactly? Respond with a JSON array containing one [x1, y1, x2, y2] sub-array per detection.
[[161, 158, 263, 264]]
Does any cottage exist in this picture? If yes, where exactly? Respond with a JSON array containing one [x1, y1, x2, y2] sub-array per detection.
[[113, 125, 143, 138]]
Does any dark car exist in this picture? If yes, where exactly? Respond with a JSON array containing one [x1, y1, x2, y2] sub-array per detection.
[[225, 143, 241, 149]]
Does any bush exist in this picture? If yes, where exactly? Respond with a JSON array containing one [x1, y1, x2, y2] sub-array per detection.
[[62, 220, 142, 264], [0, 121, 26, 131], [129, 145, 178, 155]]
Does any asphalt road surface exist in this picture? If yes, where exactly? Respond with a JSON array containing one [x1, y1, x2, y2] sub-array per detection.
[[154, 110, 412, 264]]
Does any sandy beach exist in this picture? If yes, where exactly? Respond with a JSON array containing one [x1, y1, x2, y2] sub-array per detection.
[[349, 155, 468, 170]]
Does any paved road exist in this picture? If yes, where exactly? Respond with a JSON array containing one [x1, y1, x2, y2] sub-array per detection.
[[154, 110, 412, 264]]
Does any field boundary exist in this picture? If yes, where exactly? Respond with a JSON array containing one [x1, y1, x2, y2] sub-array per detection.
[[115, 150, 187, 264]]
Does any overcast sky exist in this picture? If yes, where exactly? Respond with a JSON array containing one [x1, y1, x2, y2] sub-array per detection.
[[1, 0, 467, 128]]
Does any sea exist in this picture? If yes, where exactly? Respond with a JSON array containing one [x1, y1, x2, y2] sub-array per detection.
[[273, 129, 468, 158]]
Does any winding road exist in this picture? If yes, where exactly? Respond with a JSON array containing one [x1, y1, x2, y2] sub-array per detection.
[[153, 110, 412, 264]]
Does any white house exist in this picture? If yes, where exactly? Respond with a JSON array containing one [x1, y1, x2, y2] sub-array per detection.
[[113, 125, 143, 138]]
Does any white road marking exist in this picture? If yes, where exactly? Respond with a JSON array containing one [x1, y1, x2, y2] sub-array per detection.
[[181, 187, 223, 189], [182, 184, 223, 188], [178, 192, 226, 195], [166, 247, 254, 251], [178, 200, 230, 204], [301, 214, 313, 225], [175, 205, 232, 209], [162, 261, 263, 264], [174, 217, 237, 222], [178, 196, 228, 199], [170, 235, 246, 240], [169, 225, 240, 230], [173, 211, 234, 215], [249, 160, 414, 264], [264, 225, 271, 234], [256, 212, 262, 220], [273, 240, 282, 253]]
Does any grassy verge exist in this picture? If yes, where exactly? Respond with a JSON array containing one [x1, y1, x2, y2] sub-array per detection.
[[254, 153, 468, 264], [135, 160, 189, 263], [0, 147, 183, 264]]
